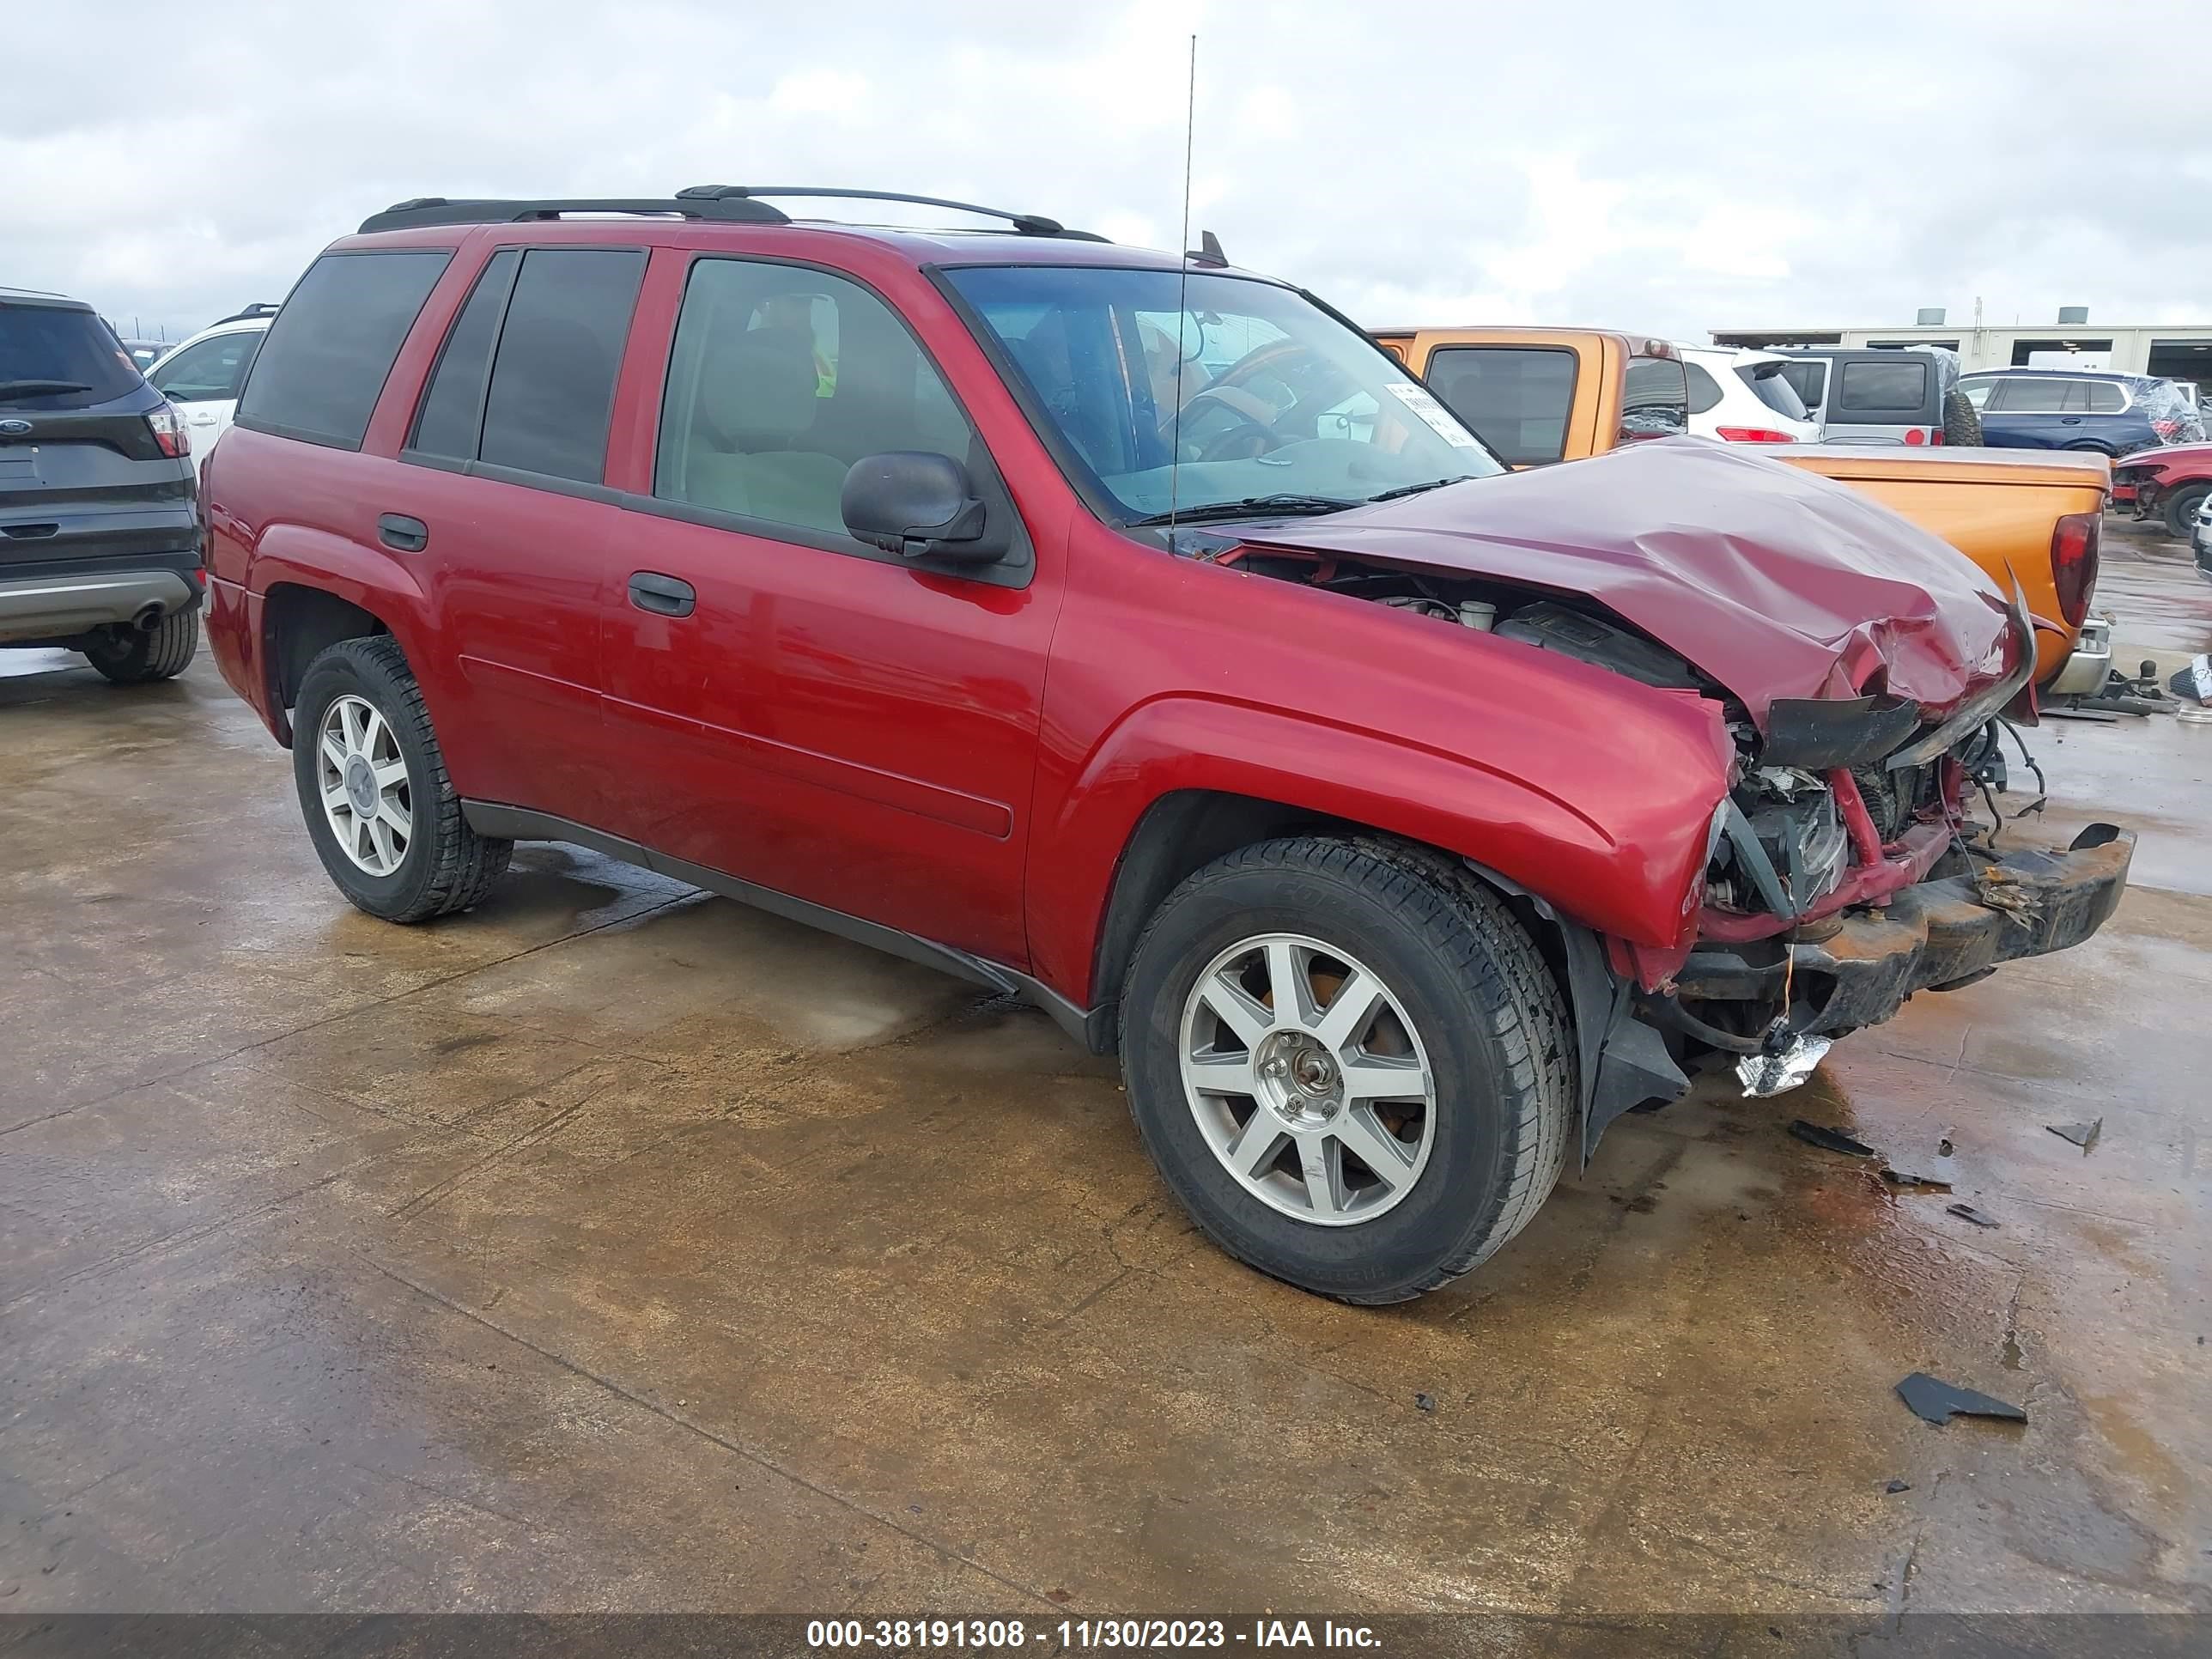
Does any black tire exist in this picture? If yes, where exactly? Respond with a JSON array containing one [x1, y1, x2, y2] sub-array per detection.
[[1119, 836, 1573, 1304], [290, 635, 511, 922], [2162, 483, 2209, 542], [1942, 388, 1982, 447], [83, 609, 198, 684]]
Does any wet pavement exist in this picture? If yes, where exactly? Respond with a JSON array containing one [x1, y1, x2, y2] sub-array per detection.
[[2, 527, 2207, 1621]]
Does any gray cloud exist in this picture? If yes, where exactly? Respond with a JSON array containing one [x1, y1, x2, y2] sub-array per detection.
[[11, 0, 2209, 346]]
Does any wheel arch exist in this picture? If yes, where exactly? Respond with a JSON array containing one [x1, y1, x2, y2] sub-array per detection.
[[260, 583, 395, 746]]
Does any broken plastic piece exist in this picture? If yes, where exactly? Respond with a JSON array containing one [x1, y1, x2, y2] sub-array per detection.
[[1884, 1479, 1912, 1494], [1946, 1203, 2000, 1228], [1413, 1392, 1437, 1413], [2046, 1119, 2102, 1151], [1789, 1119, 1875, 1158], [2169, 653, 2212, 706], [1739, 1034, 1832, 1097], [1895, 1371, 2027, 1427], [1881, 1156, 1957, 1191]]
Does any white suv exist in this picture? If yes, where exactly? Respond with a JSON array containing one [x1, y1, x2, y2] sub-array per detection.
[[1679, 345, 1821, 444], [143, 304, 276, 475]]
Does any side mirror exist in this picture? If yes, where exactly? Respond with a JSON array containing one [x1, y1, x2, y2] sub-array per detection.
[[841, 451, 999, 565]]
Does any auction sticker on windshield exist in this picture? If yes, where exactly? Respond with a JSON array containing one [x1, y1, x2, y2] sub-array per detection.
[[1385, 380, 1483, 448]]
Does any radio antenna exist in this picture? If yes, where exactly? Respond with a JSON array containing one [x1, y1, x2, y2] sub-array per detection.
[[1166, 33, 1197, 538]]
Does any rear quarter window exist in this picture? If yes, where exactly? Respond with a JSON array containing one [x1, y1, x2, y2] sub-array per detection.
[[236, 250, 452, 447], [2086, 381, 2126, 414]]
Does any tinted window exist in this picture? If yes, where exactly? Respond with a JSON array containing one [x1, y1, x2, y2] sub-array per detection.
[[0, 302, 141, 410], [408, 250, 520, 461], [149, 331, 260, 403], [1836, 358, 1929, 414], [1960, 378, 1995, 410], [1778, 359, 1826, 410], [1993, 377, 2083, 414], [1620, 354, 1688, 441], [657, 258, 981, 538], [238, 251, 450, 447], [1684, 362, 1725, 416], [477, 248, 645, 483], [1740, 363, 1810, 419], [1422, 346, 1577, 465], [2086, 380, 2126, 414]]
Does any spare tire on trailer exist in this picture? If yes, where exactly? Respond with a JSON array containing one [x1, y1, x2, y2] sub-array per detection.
[[1943, 388, 1983, 447]]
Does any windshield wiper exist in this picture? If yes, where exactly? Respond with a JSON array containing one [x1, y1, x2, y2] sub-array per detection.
[[1126, 494, 1362, 528], [1366, 476, 1475, 502], [0, 380, 93, 399]]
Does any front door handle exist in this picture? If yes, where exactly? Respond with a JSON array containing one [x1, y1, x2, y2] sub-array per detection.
[[378, 513, 428, 552], [628, 571, 696, 617]]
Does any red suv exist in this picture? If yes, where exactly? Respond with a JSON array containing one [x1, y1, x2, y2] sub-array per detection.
[[204, 187, 2133, 1302]]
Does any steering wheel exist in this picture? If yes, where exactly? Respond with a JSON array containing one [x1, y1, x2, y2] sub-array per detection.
[[1169, 385, 1286, 464]]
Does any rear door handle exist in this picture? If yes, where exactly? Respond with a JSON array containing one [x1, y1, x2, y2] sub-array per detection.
[[628, 571, 696, 617], [2059, 416, 2082, 425], [378, 513, 428, 552]]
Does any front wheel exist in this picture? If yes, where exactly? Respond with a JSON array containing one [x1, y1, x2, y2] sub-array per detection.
[[1119, 837, 1574, 1304], [2162, 483, 2209, 542], [291, 635, 511, 922]]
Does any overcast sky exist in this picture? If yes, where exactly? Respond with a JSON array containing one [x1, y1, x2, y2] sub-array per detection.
[[14, 0, 2212, 345]]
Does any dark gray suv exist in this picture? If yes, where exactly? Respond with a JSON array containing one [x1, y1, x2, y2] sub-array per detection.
[[1, 287, 202, 682]]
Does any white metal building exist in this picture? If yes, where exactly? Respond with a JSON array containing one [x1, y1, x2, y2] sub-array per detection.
[[1710, 310, 2212, 380]]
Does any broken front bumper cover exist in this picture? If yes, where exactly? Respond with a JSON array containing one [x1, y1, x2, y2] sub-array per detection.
[[1674, 824, 2135, 1036]]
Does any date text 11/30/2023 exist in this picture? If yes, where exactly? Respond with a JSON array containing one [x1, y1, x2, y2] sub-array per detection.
[[805, 1618, 1384, 1650]]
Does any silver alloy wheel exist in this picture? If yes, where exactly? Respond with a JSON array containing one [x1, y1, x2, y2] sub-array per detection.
[[1178, 933, 1436, 1225], [316, 693, 412, 877]]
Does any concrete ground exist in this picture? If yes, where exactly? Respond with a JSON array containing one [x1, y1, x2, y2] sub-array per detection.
[[2, 525, 2207, 1624]]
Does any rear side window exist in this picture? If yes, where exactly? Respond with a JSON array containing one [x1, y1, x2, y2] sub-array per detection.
[[148, 331, 260, 404], [1421, 346, 1577, 465], [1835, 358, 1929, 415], [1740, 364, 1810, 420], [476, 248, 646, 484], [1684, 362, 1723, 415], [237, 251, 451, 447], [408, 251, 520, 460], [1620, 354, 1688, 441], [1778, 359, 1826, 410], [2086, 381, 2126, 414], [0, 302, 141, 410], [1991, 378, 2086, 414]]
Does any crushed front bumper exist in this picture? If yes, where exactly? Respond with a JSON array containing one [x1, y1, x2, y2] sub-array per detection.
[[1675, 825, 2135, 1036]]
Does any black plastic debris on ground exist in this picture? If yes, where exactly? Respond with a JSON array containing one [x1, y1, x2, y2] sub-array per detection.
[[1895, 1371, 2027, 1427], [2046, 1118, 2103, 1152], [1946, 1202, 2000, 1228], [1790, 1120, 1876, 1158], [1884, 1480, 1912, 1494], [1881, 1153, 1958, 1191], [1413, 1392, 1436, 1413]]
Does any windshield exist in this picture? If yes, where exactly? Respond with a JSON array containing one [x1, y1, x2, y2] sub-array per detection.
[[945, 265, 1503, 522]]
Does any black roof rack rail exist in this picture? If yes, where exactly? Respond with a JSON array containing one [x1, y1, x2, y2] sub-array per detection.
[[356, 195, 793, 234], [214, 301, 283, 325], [675, 185, 1108, 241]]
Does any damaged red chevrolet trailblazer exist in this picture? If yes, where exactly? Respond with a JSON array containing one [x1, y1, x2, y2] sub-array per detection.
[[204, 189, 2133, 1302]]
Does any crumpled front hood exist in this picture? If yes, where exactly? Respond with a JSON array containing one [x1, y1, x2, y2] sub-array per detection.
[[1238, 439, 2017, 728], [2118, 441, 2212, 473]]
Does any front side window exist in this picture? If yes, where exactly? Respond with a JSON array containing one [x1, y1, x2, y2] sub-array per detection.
[[476, 248, 646, 483], [655, 258, 980, 538], [945, 264, 1501, 523], [237, 250, 450, 447], [1836, 358, 1929, 414], [1422, 346, 1577, 466], [149, 331, 260, 404]]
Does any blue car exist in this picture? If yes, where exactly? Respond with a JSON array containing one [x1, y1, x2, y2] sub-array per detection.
[[1958, 368, 2203, 457]]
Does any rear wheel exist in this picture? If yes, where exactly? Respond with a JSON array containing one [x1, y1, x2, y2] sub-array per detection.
[[291, 635, 511, 922], [1119, 837, 1573, 1304], [83, 610, 198, 684], [2162, 483, 2209, 541]]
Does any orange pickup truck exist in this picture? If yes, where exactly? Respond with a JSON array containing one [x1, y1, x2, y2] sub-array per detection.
[[1371, 328, 2111, 690]]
